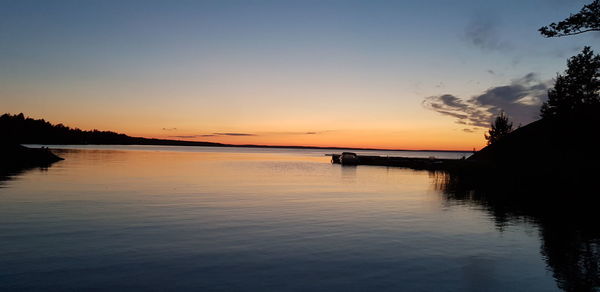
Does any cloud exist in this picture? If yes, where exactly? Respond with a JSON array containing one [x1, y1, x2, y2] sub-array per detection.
[[162, 127, 177, 131], [423, 94, 490, 127], [423, 73, 550, 130], [464, 18, 512, 52]]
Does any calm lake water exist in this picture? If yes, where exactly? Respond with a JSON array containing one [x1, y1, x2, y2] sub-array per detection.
[[0, 145, 587, 291]]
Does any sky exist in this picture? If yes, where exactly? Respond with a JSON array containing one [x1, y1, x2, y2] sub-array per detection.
[[0, 0, 597, 150]]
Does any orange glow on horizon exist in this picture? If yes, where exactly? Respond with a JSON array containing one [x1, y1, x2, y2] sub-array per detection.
[[4, 104, 489, 151], [133, 129, 487, 151]]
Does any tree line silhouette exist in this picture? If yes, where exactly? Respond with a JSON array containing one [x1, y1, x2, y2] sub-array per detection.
[[0, 113, 224, 146]]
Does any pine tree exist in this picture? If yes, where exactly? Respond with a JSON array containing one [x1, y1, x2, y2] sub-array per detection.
[[485, 111, 513, 145]]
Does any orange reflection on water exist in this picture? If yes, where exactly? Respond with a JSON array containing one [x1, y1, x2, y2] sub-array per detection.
[[7, 147, 443, 216]]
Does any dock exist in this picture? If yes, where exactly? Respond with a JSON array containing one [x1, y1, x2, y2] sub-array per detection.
[[328, 154, 477, 171]]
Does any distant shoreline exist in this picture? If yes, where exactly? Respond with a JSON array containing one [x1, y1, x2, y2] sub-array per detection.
[[27, 142, 471, 153], [2, 113, 472, 153]]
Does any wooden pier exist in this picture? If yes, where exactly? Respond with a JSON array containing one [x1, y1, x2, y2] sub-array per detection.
[[329, 154, 477, 171]]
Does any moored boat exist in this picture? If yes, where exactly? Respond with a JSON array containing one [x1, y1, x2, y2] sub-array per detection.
[[339, 152, 359, 165]]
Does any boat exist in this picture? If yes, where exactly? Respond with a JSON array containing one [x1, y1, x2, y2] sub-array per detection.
[[339, 152, 359, 165]]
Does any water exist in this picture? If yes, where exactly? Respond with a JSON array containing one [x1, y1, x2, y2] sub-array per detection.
[[0, 146, 586, 291], [23, 144, 473, 159]]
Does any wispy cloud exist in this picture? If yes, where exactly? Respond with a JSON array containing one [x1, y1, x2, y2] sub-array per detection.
[[464, 18, 512, 52], [162, 127, 177, 131], [423, 73, 550, 130]]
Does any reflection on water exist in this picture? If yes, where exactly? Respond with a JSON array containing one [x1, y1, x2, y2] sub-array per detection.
[[436, 171, 600, 292], [0, 146, 591, 291], [0, 163, 52, 188]]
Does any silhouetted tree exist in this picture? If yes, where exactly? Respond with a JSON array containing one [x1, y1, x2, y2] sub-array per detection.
[[541, 47, 600, 118], [484, 111, 513, 145], [540, 0, 600, 37]]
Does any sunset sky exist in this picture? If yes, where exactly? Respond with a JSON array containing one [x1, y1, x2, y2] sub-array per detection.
[[0, 0, 596, 150]]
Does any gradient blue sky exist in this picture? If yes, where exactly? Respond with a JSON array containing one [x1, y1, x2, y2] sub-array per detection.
[[0, 0, 596, 149]]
